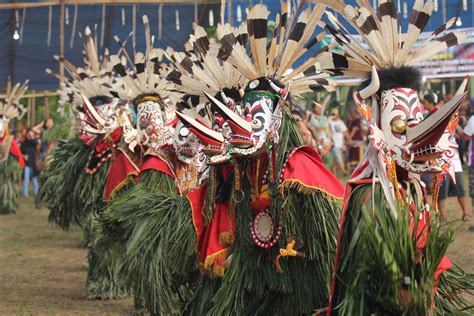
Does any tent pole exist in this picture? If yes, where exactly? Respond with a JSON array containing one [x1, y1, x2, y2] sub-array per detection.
[[32, 94, 36, 125], [227, 0, 232, 25], [8, 1, 16, 84], [59, 0, 66, 80], [27, 98, 32, 127], [44, 95, 50, 119]]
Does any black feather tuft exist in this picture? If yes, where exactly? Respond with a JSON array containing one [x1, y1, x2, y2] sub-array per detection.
[[360, 66, 422, 93]]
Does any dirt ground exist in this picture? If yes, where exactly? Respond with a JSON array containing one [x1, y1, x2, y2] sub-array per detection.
[[0, 187, 472, 315], [0, 198, 132, 315]]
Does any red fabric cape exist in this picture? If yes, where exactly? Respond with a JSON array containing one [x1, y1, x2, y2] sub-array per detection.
[[187, 164, 235, 277], [281, 146, 344, 199], [10, 138, 25, 168], [104, 149, 139, 200], [140, 155, 174, 179]]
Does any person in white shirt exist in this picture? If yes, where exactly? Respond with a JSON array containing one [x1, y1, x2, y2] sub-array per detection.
[[438, 147, 469, 220], [328, 108, 352, 175], [461, 112, 474, 221]]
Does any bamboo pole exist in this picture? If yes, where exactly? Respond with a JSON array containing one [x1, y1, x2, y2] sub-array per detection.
[[27, 98, 32, 127], [59, 0, 65, 78], [31, 94, 36, 125], [44, 96, 50, 119], [0, 0, 221, 10], [0, 91, 59, 99]]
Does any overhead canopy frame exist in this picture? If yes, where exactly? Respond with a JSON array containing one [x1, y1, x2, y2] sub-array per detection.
[[0, 0, 221, 10]]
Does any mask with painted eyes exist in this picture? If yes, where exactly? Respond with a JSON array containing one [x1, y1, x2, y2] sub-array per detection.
[[173, 120, 201, 162], [135, 99, 170, 148], [206, 78, 287, 157], [90, 96, 118, 122], [77, 94, 121, 136], [356, 67, 466, 175]]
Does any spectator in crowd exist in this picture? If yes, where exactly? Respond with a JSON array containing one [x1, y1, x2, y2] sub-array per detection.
[[438, 145, 470, 221], [462, 100, 474, 223], [421, 92, 442, 193], [422, 92, 438, 118], [308, 101, 327, 137], [347, 106, 368, 170], [292, 108, 316, 147], [457, 111, 468, 165], [20, 128, 40, 198], [328, 108, 352, 175], [308, 101, 332, 159]]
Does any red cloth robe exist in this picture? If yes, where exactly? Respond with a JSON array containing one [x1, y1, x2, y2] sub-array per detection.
[[188, 146, 344, 277], [1, 136, 25, 168]]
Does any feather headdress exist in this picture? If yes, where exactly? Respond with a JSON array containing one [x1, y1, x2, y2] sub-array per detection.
[[216, 3, 336, 95], [166, 24, 244, 99], [47, 26, 115, 109], [0, 80, 28, 120], [312, 0, 466, 76], [108, 15, 175, 105]]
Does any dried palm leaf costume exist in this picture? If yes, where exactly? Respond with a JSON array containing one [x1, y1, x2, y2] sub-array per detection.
[[38, 27, 122, 231], [307, 0, 474, 314], [36, 27, 128, 299], [190, 4, 344, 314], [167, 24, 246, 314], [99, 15, 208, 314], [0, 81, 27, 214], [167, 23, 244, 273]]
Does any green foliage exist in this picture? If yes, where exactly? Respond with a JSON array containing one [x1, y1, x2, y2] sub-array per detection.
[[0, 156, 22, 214], [86, 214, 130, 300], [207, 108, 341, 315], [36, 138, 109, 231], [436, 264, 474, 314], [332, 184, 463, 315], [99, 169, 197, 315]]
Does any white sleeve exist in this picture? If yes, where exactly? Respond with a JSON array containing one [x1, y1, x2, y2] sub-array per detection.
[[463, 116, 474, 136], [340, 121, 348, 132]]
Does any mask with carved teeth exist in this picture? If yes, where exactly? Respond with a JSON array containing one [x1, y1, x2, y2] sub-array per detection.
[[205, 78, 287, 157], [355, 66, 467, 175]]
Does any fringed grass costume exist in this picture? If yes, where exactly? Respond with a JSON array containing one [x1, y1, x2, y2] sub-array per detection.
[[99, 15, 206, 314], [0, 82, 27, 214], [309, 0, 474, 313], [197, 4, 344, 314], [168, 24, 246, 314], [37, 27, 128, 299]]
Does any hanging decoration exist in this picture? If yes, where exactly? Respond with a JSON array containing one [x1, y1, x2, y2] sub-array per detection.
[[434, 0, 439, 12], [442, 0, 447, 23], [209, 9, 214, 26], [19, 8, 26, 45], [236, 4, 242, 22], [194, 1, 198, 23], [121, 7, 125, 26], [220, 0, 226, 24], [69, 4, 78, 48], [14, 9, 20, 41], [463, 0, 468, 11], [65, 6, 69, 25], [158, 4, 163, 40], [47, 5, 52, 47], [100, 4, 106, 48], [402, 1, 408, 19], [175, 9, 180, 31], [132, 4, 136, 54]]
